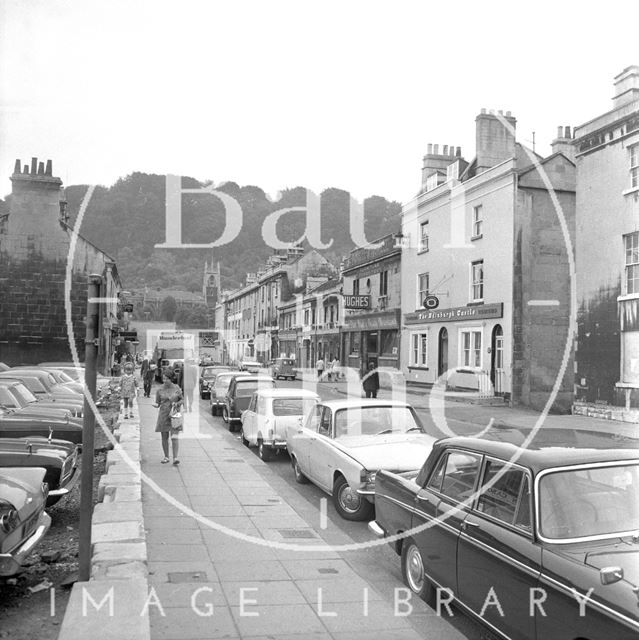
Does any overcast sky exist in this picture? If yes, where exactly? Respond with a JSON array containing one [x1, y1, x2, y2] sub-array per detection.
[[1, 0, 637, 204]]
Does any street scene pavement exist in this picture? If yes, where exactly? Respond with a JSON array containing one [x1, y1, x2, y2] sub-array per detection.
[[134, 373, 638, 640]]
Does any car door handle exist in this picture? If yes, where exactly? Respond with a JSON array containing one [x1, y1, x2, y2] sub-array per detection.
[[416, 495, 431, 503], [461, 520, 480, 530]]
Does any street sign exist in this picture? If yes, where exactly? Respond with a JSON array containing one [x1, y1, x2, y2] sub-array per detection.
[[123, 303, 134, 313], [423, 295, 439, 309]]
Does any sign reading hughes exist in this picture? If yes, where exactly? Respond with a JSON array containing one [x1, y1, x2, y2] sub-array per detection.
[[343, 294, 371, 309], [404, 302, 503, 325]]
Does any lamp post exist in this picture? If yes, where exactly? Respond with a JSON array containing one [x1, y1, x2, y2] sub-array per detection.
[[78, 274, 102, 582]]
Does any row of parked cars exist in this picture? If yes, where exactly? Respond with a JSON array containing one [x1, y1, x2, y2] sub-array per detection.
[[198, 363, 639, 639], [0, 361, 114, 577]]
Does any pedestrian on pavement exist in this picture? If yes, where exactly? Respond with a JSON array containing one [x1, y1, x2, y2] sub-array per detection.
[[153, 371, 183, 465], [362, 361, 380, 398], [119, 363, 139, 419], [316, 356, 325, 381], [140, 357, 149, 380], [332, 356, 341, 381], [182, 358, 198, 412], [143, 362, 156, 397]]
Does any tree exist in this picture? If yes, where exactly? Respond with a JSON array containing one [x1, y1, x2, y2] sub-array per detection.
[[160, 296, 177, 321]]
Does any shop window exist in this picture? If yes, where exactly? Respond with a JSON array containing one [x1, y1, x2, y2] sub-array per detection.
[[410, 332, 428, 367], [460, 329, 482, 368], [350, 333, 360, 354], [625, 232, 639, 294], [353, 279, 360, 295], [380, 330, 398, 355]]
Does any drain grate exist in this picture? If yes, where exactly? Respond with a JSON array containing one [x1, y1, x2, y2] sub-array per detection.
[[168, 571, 209, 583], [318, 568, 339, 574], [277, 529, 318, 539]]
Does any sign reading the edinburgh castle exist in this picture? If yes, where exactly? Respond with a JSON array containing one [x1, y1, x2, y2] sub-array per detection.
[[343, 295, 371, 309], [404, 302, 503, 325]]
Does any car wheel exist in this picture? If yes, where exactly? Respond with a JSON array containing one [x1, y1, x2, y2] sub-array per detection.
[[240, 429, 249, 447], [222, 405, 229, 423], [258, 440, 273, 462], [401, 538, 434, 603], [332, 476, 373, 521], [292, 457, 308, 484]]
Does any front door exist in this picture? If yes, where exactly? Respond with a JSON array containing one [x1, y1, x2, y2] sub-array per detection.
[[490, 325, 504, 394], [438, 327, 448, 378]]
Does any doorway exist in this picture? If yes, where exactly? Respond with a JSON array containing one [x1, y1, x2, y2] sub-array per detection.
[[438, 327, 448, 378], [490, 325, 504, 394]]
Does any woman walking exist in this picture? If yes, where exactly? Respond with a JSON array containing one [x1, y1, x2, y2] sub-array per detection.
[[153, 371, 183, 465]]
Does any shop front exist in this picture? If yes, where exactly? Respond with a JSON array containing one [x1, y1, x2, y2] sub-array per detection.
[[278, 329, 299, 362], [342, 309, 400, 375], [402, 302, 507, 394]]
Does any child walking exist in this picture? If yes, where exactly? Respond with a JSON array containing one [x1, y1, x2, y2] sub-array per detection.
[[120, 362, 139, 419]]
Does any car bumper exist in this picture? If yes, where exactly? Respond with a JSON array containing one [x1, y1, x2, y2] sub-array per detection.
[[49, 463, 80, 498], [368, 520, 385, 538], [0, 511, 51, 576], [264, 440, 287, 450]]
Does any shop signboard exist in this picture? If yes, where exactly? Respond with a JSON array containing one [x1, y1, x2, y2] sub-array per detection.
[[343, 294, 371, 309], [404, 302, 503, 325]]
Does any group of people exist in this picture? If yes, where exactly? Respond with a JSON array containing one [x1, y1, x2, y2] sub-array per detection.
[[119, 356, 191, 466], [315, 356, 341, 381], [315, 356, 380, 397]]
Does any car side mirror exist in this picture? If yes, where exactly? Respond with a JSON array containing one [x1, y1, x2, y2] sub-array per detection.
[[600, 566, 624, 585]]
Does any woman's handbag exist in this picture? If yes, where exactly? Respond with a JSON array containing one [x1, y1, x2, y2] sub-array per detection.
[[169, 402, 183, 435]]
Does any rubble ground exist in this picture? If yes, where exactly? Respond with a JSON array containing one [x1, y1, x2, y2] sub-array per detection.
[[0, 401, 118, 640]]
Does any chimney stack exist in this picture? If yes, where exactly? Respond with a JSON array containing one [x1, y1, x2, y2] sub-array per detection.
[[475, 108, 517, 173], [612, 65, 639, 108], [551, 125, 575, 163], [421, 142, 464, 190]]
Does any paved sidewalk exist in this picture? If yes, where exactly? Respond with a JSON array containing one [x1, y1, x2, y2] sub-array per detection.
[[137, 393, 466, 640]]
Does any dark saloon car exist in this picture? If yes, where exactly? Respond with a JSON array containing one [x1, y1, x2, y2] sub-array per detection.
[[0, 438, 79, 506], [0, 467, 51, 576], [222, 375, 275, 431], [199, 366, 231, 399], [0, 407, 83, 446], [370, 425, 639, 640]]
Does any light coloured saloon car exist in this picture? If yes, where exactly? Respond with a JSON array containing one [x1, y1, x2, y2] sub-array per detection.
[[240, 388, 320, 461], [286, 399, 436, 521]]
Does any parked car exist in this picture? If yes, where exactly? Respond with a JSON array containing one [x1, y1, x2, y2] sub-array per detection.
[[222, 375, 276, 430], [0, 379, 77, 421], [0, 407, 83, 446], [240, 388, 319, 461], [0, 467, 51, 577], [287, 399, 436, 521], [0, 437, 79, 506], [238, 359, 263, 373], [199, 366, 231, 399], [0, 369, 82, 402], [0, 372, 84, 416], [270, 357, 297, 381], [209, 371, 250, 416], [369, 424, 639, 640]]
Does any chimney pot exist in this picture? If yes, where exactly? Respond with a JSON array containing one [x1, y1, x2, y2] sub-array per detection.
[[45, 160, 52, 175], [506, 111, 512, 117], [31, 157, 37, 175], [433, 144, 439, 155], [557, 126, 563, 138], [489, 109, 494, 115], [13, 159, 21, 174], [38, 162, 45, 175], [564, 125, 571, 138], [23, 165, 29, 174], [456, 146, 461, 157], [498, 110, 503, 116], [443, 145, 448, 155], [427, 143, 433, 154]]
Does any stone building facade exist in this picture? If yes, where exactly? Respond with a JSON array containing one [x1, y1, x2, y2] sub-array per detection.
[[401, 111, 575, 412], [573, 66, 639, 414], [0, 158, 121, 371]]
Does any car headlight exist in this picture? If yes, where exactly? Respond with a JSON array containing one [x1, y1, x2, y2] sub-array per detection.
[[0, 506, 19, 534], [359, 470, 377, 485]]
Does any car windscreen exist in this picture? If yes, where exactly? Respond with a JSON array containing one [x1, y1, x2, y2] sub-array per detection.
[[538, 462, 639, 540], [11, 383, 38, 404], [202, 368, 218, 377], [334, 406, 423, 437], [272, 398, 317, 417], [0, 387, 20, 408], [54, 371, 74, 383], [214, 375, 236, 392], [235, 380, 273, 397]]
